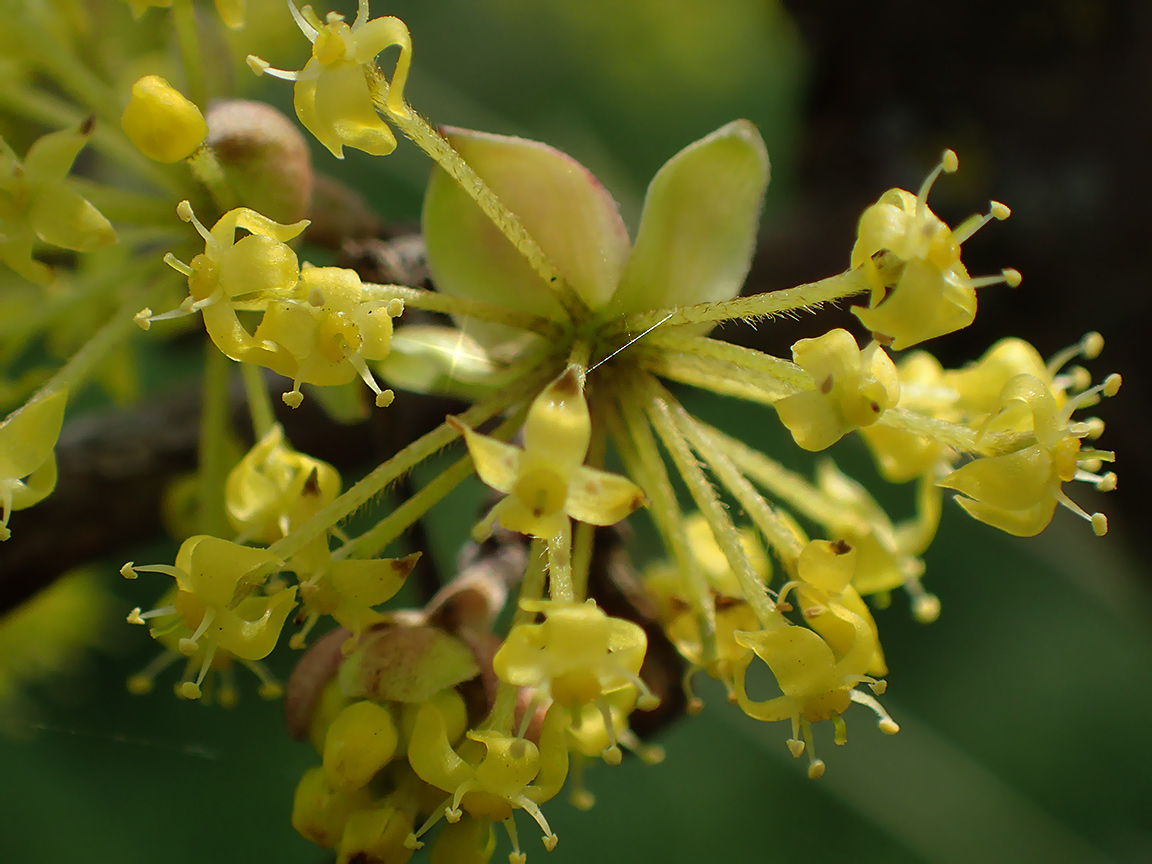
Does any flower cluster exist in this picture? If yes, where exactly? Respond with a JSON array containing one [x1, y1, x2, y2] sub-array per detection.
[[0, 1, 1122, 862]]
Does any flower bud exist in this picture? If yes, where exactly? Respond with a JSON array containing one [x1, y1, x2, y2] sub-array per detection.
[[120, 75, 207, 163], [205, 100, 312, 225]]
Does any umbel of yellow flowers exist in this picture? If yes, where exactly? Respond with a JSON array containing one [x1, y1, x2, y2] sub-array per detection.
[[0, 0, 1126, 859]]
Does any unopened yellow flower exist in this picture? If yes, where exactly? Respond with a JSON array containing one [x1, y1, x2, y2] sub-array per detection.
[[851, 149, 1020, 349], [122, 535, 296, 699], [774, 328, 899, 451], [322, 699, 399, 792], [453, 364, 645, 542], [292, 766, 372, 849], [120, 75, 207, 163], [940, 372, 1120, 536], [248, 0, 411, 159], [337, 803, 413, 864], [0, 123, 117, 283], [0, 388, 67, 541]]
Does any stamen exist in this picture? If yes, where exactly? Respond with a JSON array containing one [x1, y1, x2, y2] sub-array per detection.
[[405, 796, 450, 850], [345, 350, 395, 408], [831, 712, 848, 745], [178, 607, 216, 655], [354, 0, 370, 28], [787, 715, 804, 758], [241, 659, 283, 699], [915, 149, 959, 217], [176, 200, 213, 247], [967, 268, 1022, 289], [287, 0, 320, 40], [849, 688, 900, 734], [904, 577, 941, 624], [245, 55, 301, 81], [952, 200, 1011, 245], [126, 604, 176, 624], [1060, 373, 1121, 425], [163, 253, 194, 277], [568, 753, 596, 811], [178, 639, 217, 700], [1054, 489, 1108, 536], [801, 718, 824, 778], [513, 795, 559, 852], [682, 667, 704, 715], [505, 816, 526, 864], [1046, 331, 1104, 378], [127, 650, 179, 694], [618, 726, 665, 764], [595, 699, 622, 765]]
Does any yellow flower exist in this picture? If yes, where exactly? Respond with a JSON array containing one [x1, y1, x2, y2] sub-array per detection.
[[122, 535, 296, 699], [453, 364, 645, 542], [939, 372, 1120, 537], [406, 701, 569, 855], [851, 149, 1020, 349], [225, 423, 341, 543], [0, 388, 67, 541], [0, 123, 116, 283], [141, 199, 307, 338], [252, 263, 404, 408], [493, 598, 656, 754], [248, 0, 411, 159], [733, 603, 897, 779], [774, 328, 900, 451]]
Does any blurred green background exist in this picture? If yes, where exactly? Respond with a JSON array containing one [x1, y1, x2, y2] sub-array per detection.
[[2, 0, 1150, 862]]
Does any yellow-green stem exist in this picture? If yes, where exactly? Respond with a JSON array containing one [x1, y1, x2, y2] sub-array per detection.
[[341, 405, 527, 560], [375, 94, 588, 325], [570, 394, 608, 600], [484, 538, 548, 734], [647, 333, 808, 389], [694, 418, 867, 538], [608, 393, 717, 663], [240, 362, 275, 439], [171, 0, 207, 108], [197, 342, 231, 537], [266, 360, 558, 565], [669, 398, 805, 564], [635, 345, 792, 406], [641, 374, 776, 625], [602, 269, 870, 336], [187, 147, 236, 213]]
